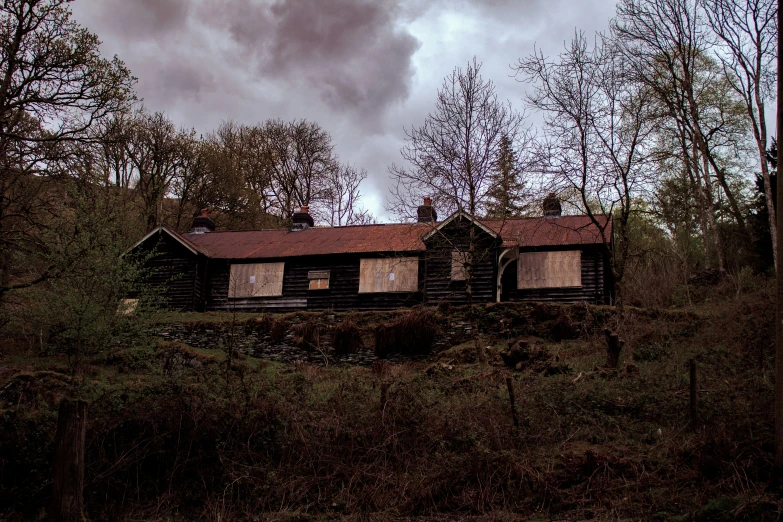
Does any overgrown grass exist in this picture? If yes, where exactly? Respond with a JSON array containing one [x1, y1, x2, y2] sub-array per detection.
[[0, 286, 780, 521]]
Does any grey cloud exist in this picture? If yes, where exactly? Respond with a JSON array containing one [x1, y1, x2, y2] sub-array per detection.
[[88, 0, 190, 39], [208, 0, 420, 124], [70, 0, 619, 221]]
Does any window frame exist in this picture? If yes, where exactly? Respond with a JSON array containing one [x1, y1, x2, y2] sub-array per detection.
[[308, 270, 330, 291]]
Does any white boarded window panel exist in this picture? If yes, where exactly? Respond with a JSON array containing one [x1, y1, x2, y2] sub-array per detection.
[[358, 257, 418, 293], [228, 262, 285, 297], [451, 250, 469, 281], [517, 251, 581, 289]]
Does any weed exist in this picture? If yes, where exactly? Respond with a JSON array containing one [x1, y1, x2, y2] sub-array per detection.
[[374, 309, 437, 357], [332, 320, 363, 355]]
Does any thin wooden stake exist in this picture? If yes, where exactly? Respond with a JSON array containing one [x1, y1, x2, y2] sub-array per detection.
[[506, 377, 519, 428], [50, 399, 87, 522], [689, 359, 698, 430], [380, 382, 388, 413]]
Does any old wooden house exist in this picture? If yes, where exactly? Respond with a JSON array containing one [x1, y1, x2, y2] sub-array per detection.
[[128, 196, 613, 312]]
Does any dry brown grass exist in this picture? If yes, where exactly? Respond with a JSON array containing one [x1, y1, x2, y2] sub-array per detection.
[[0, 290, 779, 521]]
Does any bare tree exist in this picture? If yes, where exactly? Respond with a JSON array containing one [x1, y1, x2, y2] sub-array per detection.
[[319, 164, 373, 226], [176, 121, 280, 231], [0, 0, 135, 299], [261, 119, 337, 222], [388, 58, 527, 219], [515, 32, 655, 308], [124, 110, 196, 232], [703, 0, 778, 266]]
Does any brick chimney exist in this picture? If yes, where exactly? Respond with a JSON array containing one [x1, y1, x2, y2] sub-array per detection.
[[542, 193, 561, 217], [291, 205, 314, 231], [417, 196, 438, 223], [190, 208, 215, 234]]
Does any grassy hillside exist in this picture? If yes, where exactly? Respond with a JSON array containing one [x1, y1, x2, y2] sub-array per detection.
[[0, 280, 780, 521]]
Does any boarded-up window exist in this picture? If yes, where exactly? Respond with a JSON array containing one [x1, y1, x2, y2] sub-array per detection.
[[358, 257, 418, 293], [117, 298, 139, 316], [517, 251, 581, 289], [228, 262, 285, 297], [451, 250, 470, 281], [308, 270, 330, 290]]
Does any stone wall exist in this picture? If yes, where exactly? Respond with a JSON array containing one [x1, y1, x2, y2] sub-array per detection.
[[154, 302, 612, 366]]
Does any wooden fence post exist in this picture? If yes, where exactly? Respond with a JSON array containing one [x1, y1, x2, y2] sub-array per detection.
[[506, 377, 519, 429], [50, 399, 88, 522], [604, 329, 625, 369], [689, 359, 698, 429], [380, 382, 389, 413]]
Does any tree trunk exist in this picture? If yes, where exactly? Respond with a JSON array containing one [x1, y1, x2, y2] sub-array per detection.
[[752, 85, 777, 268], [50, 399, 87, 522], [774, 0, 783, 480], [697, 148, 724, 270], [759, 141, 777, 268]]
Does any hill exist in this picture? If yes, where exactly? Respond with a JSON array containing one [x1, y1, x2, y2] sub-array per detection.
[[0, 280, 779, 521]]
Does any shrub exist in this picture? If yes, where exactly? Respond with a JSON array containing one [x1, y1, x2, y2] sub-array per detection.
[[269, 318, 288, 343], [551, 310, 577, 342], [292, 321, 320, 350], [332, 320, 364, 355], [375, 309, 436, 357], [253, 314, 275, 333]]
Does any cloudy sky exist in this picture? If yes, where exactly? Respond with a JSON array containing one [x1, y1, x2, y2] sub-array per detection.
[[71, 0, 618, 221]]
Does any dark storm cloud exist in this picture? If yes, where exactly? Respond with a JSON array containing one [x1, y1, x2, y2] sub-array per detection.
[[70, 0, 618, 220], [209, 0, 420, 120]]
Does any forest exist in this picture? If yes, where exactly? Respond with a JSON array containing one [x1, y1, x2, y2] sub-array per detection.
[[0, 0, 781, 520]]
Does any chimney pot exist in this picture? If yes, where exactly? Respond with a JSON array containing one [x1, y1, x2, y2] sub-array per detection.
[[543, 193, 562, 217], [417, 197, 437, 223], [291, 205, 314, 230], [190, 209, 215, 234]]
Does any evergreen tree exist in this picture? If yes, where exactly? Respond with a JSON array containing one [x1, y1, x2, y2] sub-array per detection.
[[485, 135, 529, 219]]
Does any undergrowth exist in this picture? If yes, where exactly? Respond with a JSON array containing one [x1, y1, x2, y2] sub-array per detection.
[[0, 285, 779, 521]]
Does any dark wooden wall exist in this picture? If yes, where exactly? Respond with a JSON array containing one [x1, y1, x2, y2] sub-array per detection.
[[132, 227, 613, 313], [500, 245, 611, 304], [139, 232, 200, 311], [422, 217, 500, 306], [204, 253, 425, 312]]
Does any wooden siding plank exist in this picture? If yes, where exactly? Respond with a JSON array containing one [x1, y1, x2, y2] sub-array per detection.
[[137, 232, 199, 311], [422, 216, 499, 305]]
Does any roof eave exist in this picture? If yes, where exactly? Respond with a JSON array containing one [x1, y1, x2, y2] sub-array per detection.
[[421, 210, 500, 242], [124, 226, 202, 257]]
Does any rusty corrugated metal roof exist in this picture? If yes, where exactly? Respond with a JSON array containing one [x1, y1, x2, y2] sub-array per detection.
[[485, 214, 612, 248], [181, 223, 429, 259], [172, 214, 610, 260]]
